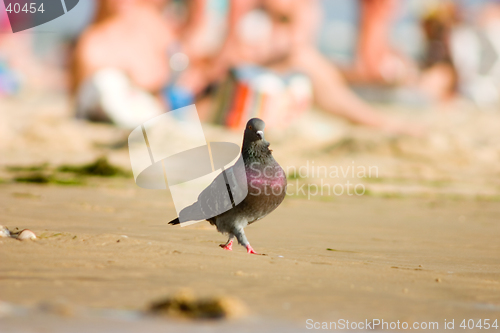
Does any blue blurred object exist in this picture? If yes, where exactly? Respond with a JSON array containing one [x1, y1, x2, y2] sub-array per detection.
[[164, 85, 195, 111], [0, 60, 20, 96]]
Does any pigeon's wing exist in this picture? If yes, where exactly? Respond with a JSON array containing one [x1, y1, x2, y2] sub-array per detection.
[[178, 162, 247, 222], [196, 164, 245, 219], [177, 171, 228, 222], [222, 162, 248, 206]]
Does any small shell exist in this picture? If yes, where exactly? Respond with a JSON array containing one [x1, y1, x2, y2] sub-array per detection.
[[0, 225, 10, 238], [16, 229, 36, 240]]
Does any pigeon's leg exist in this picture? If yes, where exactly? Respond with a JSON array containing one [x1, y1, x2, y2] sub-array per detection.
[[219, 234, 234, 251], [233, 227, 259, 255], [246, 244, 258, 255]]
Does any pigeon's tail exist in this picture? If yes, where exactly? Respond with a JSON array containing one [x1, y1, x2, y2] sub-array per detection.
[[167, 202, 205, 226], [168, 218, 180, 225]]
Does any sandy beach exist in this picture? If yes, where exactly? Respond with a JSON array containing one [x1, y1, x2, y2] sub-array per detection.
[[1, 174, 500, 331], [1, 95, 500, 331], [3, 0, 500, 330]]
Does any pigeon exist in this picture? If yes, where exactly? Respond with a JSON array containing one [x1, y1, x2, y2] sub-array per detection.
[[168, 118, 287, 254]]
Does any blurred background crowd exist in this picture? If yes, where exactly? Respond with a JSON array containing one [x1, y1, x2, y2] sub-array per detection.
[[1, 0, 500, 135]]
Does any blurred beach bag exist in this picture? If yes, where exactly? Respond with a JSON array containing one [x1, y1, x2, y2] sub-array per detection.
[[210, 65, 312, 129]]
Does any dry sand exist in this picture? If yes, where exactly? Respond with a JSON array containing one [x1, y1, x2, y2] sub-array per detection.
[[1, 95, 500, 331], [1, 180, 500, 330]]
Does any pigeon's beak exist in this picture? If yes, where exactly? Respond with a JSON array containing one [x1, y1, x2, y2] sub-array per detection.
[[256, 130, 264, 140]]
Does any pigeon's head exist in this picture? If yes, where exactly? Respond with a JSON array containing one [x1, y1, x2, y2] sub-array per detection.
[[244, 118, 266, 143]]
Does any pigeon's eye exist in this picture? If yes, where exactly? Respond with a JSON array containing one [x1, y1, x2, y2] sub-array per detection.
[[248, 125, 252, 130]]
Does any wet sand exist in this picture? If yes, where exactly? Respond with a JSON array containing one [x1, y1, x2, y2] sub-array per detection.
[[1, 179, 499, 329]]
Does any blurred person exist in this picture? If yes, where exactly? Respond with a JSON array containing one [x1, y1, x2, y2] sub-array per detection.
[[0, 1, 33, 96], [72, 0, 420, 134], [343, 0, 460, 104], [186, 0, 420, 134], [0, 3, 17, 96], [73, 0, 172, 93], [164, 0, 230, 110], [447, 0, 500, 107], [72, 0, 174, 128], [415, 0, 500, 105], [345, 0, 419, 86], [418, 1, 459, 103]]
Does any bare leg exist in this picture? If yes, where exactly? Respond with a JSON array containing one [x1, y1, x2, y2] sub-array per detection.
[[219, 234, 234, 251], [350, 0, 417, 85], [289, 46, 420, 135], [233, 227, 258, 254], [290, 47, 383, 127]]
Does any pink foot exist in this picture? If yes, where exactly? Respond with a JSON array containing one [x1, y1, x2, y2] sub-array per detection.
[[246, 244, 259, 255], [220, 240, 233, 251]]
